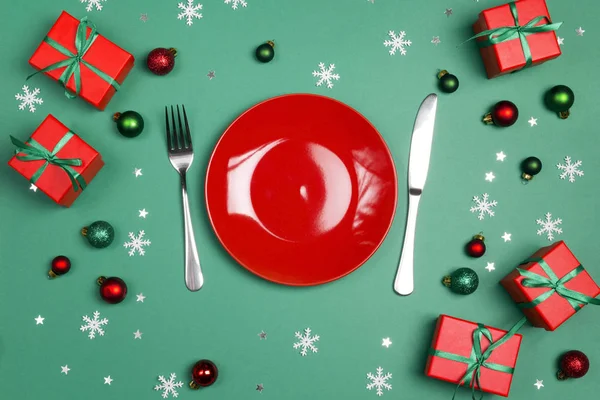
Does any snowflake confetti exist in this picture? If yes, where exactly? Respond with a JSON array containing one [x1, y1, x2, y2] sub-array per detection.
[[124, 230, 151, 256], [80, 311, 108, 339], [154, 373, 184, 399], [293, 328, 319, 356], [81, 0, 106, 12], [178, 0, 203, 26], [15, 85, 43, 113], [384, 30, 411, 55], [366, 367, 392, 396], [224, 0, 247, 10], [470, 193, 497, 220], [312, 63, 340, 89], [536, 212, 563, 241], [557, 156, 584, 183]]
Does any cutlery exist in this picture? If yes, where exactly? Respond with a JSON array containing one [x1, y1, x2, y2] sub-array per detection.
[[165, 105, 204, 291], [393, 94, 438, 296]]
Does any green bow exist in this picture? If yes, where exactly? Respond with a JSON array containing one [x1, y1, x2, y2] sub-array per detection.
[[429, 317, 527, 400], [517, 258, 600, 309], [466, 1, 562, 68], [28, 17, 120, 99], [10, 133, 87, 192]]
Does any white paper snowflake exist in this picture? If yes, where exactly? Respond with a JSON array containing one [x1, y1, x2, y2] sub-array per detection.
[[470, 193, 497, 220], [536, 212, 563, 241], [178, 0, 203, 26], [154, 373, 184, 398], [224, 0, 247, 9], [557, 156, 584, 183], [124, 230, 151, 256], [383, 30, 412, 55], [367, 367, 392, 396], [15, 85, 43, 113], [293, 328, 319, 356], [81, 0, 106, 12], [80, 311, 108, 339], [312, 63, 340, 89]]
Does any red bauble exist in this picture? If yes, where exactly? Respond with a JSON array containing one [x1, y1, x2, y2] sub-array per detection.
[[465, 234, 486, 258], [49, 255, 71, 278], [97, 276, 128, 304], [484, 100, 519, 127], [558, 350, 590, 380], [190, 360, 218, 389], [147, 48, 177, 76]]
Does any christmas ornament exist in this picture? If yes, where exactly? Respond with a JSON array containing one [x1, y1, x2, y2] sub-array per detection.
[[97, 276, 128, 304], [82, 221, 114, 248], [442, 268, 479, 295], [113, 111, 144, 138], [49, 255, 71, 278], [147, 48, 177, 76], [545, 85, 575, 119], [521, 157, 543, 181], [557, 350, 589, 380], [437, 70, 459, 93], [190, 360, 218, 389], [465, 234, 486, 258], [483, 101, 519, 127], [255, 41, 275, 63]]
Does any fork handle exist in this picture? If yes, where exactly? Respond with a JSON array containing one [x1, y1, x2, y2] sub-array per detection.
[[180, 173, 204, 291]]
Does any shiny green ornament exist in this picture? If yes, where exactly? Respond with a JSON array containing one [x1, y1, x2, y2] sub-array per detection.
[[545, 85, 574, 119], [82, 221, 114, 248], [437, 70, 459, 93], [113, 111, 144, 138], [443, 267, 479, 295], [521, 156, 542, 181], [255, 41, 275, 63]]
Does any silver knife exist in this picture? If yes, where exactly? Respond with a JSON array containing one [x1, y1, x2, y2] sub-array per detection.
[[393, 93, 438, 296]]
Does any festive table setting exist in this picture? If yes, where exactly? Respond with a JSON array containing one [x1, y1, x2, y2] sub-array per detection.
[[1, 0, 599, 399]]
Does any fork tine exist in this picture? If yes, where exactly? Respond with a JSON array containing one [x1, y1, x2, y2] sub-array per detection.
[[182, 105, 192, 149], [176, 105, 186, 149], [170, 105, 179, 149], [165, 106, 173, 150]]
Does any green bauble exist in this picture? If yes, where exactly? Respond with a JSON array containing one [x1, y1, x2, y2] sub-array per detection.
[[443, 268, 479, 295], [545, 85, 574, 119], [521, 156, 542, 181], [114, 111, 144, 138], [255, 41, 275, 63], [437, 70, 459, 93], [82, 221, 114, 248]]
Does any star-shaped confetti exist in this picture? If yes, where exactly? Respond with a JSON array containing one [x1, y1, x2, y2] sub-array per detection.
[[382, 337, 392, 348], [256, 383, 264, 392], [30, 184, 38, 192], [496, 151, 506, 162], [61, 365, 70, 375], [133, 330, 143, 339], [576, 27, 585, 36], [139, 209, 149, 218], [528, 117, 538, 127], [136, 293, 146, 302], [134, 168, 143, 177], [557, 36, 564, 45], [485, 172, 496, 182], [207, 70, 216, 80], [431, 36, 441, 45], [35, 315, 45, 325], [104, 376, 113, 385], [485, 262, 495, 272], [534, 379, 544, 390], [258, 331, 267, 340], [140, 13, 148, 22], [444, 8, 453, 17], [502, 232, 512, 242]]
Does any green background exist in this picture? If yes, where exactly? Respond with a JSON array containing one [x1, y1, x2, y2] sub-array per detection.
[[1, 0, 599, 399]]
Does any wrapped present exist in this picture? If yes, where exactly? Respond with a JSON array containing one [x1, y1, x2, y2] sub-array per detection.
[[471, 0, 562, 79], [500, 241, 600, 331], [8, 115, 104, 207], [425, 315, 525, 398], [29, 11, 134, 110]]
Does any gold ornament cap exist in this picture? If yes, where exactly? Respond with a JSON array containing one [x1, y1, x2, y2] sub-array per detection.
[[442, 276, 452, 287], [558, 110, 570, 119], [483, 112, 494, 125], [113, 112, 122, 121], [437, 69, 449, 79], [473, 233, 485, 242], [97, 276, 107, 286], [189, 381, 200, 390], [266, 40, 275, 48], [48, 270, 57, 279], [521, 172, 534, 181], [169, 48, 178, 57]]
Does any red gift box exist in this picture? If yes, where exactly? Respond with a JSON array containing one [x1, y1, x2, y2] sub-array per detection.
[[29, 11, 134, 110], [8, 114, 104, 207], [425, 315, 523, 397], [500, 241, 600, 331], [472, 0, 562, 79]]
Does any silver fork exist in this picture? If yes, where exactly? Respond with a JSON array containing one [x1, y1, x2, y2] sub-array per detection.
[[165, 105, 204, 291]]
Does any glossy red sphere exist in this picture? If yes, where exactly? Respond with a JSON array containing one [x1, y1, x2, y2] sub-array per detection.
[[147, 48, 176, 75], [491, 100, 519, 127], [560, 350, 589, 379], [51, 255, 71, 276], [191, 360, 218, 387], [99, 277, 128, 304], [466, 239, 486, 258]]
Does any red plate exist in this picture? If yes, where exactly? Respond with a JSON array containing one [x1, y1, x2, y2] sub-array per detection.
[[205, 94, 397, 286]]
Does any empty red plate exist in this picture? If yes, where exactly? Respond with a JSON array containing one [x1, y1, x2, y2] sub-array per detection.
[[205, 94, 397, 286]]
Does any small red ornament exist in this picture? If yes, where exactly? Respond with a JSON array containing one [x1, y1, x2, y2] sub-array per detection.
[[557, 350, 589, 380], [97, 276, 128, 304], [190, 359, 218, 389], [147, 48, 177, 76], [465, 234, 486, 258], [49, 255, 71, 278], [483, 100, 519, 127]]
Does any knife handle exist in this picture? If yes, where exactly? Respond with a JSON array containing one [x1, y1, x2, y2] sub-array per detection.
[[394, 191, 421, 296]]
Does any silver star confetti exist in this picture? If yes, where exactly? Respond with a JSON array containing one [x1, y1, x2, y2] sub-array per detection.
[[140, 13, 148, 22], [258, 330, 267, 340], [256, 384, 264, 393], [207, 70, 215, 80], [576, 27, 585, 36], [444, 8, 453, 17], [431, 36, 441, 45]]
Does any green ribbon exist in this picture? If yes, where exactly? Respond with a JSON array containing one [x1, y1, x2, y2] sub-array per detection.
[[429, 317, 527, 400], [27, 17, 120, 99], [465, 1, 562, 69], [10, 133, 87, 192], [517, 258, 600, 309]]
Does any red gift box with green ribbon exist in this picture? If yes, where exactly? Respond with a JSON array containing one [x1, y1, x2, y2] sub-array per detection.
[[425, 315, 525, 398], [7, 114, 104, 207], [500, 241, 600, 331], [471, 0, 562, 79], [28, 11, 134, 110]]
